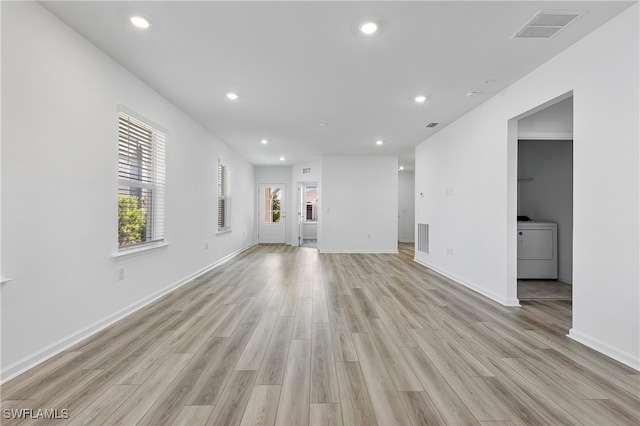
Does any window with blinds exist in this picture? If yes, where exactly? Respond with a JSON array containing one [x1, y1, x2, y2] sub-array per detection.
[[118, 110, 166, 250], [218, 161, 232, 232]]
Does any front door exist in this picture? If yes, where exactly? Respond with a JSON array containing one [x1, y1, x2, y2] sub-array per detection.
[[258, 184, 286, 244]]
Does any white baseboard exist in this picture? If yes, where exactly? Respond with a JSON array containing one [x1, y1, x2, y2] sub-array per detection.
[[558, 275, 573, 284], [398, 239, 415, 243], [413, 257, 521, 307], [568, 329, 640, 371], [1, 244, 255, 384]]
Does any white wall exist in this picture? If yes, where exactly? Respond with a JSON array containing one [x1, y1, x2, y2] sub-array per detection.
[[518, 140, 573, 283], [292, 161, 322, 185], [255, 166, 293, 245], [398, 171, 415, 242], [518, 96, 573, 139], [291, 161, 322, 246], [415, 4, 639, 369], [321, 156, 398, 253], [1, 2, 255, 380]]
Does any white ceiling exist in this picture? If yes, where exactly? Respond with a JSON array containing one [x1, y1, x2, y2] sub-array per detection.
[[42, 1, 633, 170]]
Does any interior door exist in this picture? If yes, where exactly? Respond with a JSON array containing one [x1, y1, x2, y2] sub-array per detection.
[[258, 184, 286, 244]]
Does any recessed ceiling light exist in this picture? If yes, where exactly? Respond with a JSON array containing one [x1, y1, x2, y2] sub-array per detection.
[[279, 156, 285, 161], [360, 21, 378, 35], [130, 16, 151, 29], [375, 140, 383, 145], [260, 139, 268, 144], [399, 166, 405, 171], [226, 92, 239, 100], [466, 91, 479, 98], [414, 95, 427, 103]]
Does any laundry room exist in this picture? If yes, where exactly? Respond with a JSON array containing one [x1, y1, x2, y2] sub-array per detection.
[[517, 97, 574, 293]]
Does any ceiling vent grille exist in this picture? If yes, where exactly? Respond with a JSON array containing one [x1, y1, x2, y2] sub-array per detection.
[[425, 122, 439, 128], [512, 10, 585, 39]]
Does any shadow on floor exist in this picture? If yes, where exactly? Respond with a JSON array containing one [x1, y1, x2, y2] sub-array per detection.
[[518, 279, 572, 300]]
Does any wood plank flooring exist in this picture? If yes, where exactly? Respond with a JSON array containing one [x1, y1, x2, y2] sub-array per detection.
[[1, 243, 639, 425]]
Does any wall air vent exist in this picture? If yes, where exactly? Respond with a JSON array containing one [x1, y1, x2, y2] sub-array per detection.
[[512, 10, 586, 39], [417, 223, 429, 254], [425, 122, 439, 128], [303, 168, 311, 174]]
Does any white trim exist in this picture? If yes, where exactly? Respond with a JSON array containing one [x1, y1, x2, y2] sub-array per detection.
[[558, 275, 573, 285], [117, 104, 168, 135], [518, 131, 573, 140], [112, 242, 168, 261], [398, 239, 415, 243], [319, 249, 398, 254], [413, 257, 521, 307], [568, 329, 640, 372], [1, 243, 255, 384]]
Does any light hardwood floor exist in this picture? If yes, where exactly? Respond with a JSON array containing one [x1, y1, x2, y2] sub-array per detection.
[[1, 243, 639, 425]]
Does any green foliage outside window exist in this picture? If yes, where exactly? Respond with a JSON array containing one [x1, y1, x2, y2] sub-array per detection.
[[118, 193, 146, 246], [272, 195, 281, 222]]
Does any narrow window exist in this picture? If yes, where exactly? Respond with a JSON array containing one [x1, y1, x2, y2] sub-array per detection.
[[263, 187, 281, 223], [218, 161, 232, 232], [117, 110, 166, 250], [304, 185, 318, 222]]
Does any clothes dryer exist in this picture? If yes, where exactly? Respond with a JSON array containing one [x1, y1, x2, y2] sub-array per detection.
[[517, 221, 558, 279]]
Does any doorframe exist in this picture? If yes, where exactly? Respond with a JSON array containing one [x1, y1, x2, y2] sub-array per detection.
[[296, 181, 319, 248], [257, 182, 287, 244], [507, 90, 573, 307]]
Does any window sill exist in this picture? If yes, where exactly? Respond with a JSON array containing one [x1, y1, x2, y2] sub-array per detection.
[[112, 242, 168, 261], [217, 229, 232, 235]]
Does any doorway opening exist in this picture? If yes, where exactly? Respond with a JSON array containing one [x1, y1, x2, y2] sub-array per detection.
[[511, 93, 574, 305], [298, 182, 318, 248]]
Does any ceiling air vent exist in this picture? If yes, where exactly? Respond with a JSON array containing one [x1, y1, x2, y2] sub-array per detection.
[[512, 10, 586, 39], [425, 122, 439, 128]]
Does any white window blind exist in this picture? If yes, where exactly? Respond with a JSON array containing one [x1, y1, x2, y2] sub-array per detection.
[[218, 161, 232, 232], [118, 110, 166, 250]]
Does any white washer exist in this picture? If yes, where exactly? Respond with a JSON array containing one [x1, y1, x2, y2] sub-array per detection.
[[517, 221, 558, 279]]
